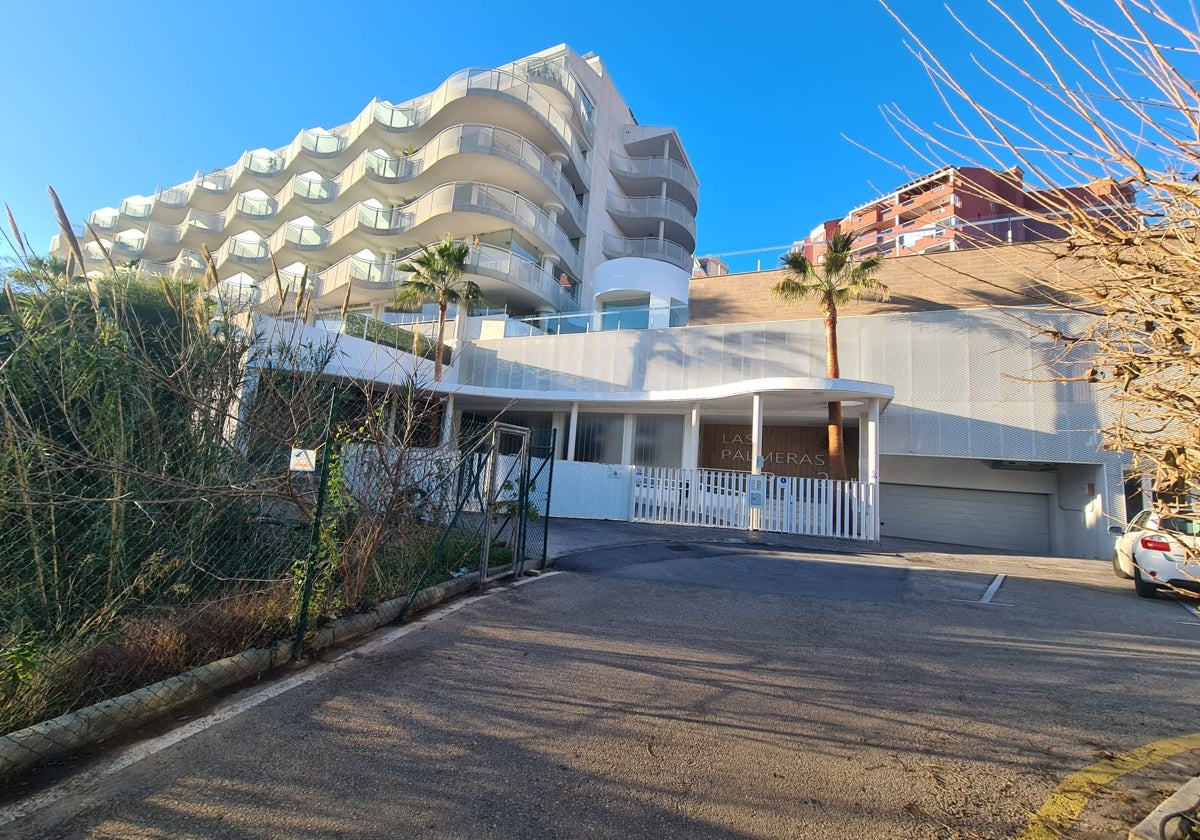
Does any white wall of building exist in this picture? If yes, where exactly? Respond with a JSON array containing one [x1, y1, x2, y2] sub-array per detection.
[[454, 305, 1122, 558]]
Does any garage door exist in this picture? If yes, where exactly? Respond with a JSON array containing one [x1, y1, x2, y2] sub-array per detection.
[[880, 484, 1051, 554]]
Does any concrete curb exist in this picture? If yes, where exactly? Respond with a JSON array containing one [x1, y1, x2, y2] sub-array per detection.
[[0, 569, 492, 782], [1130, 775, 1200, 839]]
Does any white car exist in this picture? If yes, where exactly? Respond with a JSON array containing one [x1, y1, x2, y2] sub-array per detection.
[[1110, 510, 1200, 598]]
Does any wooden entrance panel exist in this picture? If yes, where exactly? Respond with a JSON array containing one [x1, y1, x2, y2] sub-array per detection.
[[699, 425, 859, 479]]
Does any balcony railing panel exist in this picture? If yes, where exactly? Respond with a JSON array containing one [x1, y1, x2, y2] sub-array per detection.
[[601, 233, 691, 272]]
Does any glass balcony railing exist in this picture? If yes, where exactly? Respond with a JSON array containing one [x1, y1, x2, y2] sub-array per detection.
[[503, 302, 689, 337], [511, 55, 596, 143], [243, 152, 285, 178], [195, 170, 232, 195], [119, 198, 152, 219], [609, 152, 699, 202], [235, 193, 277, 218], [282, 221, 330, 250], [154, 186, 191, 208], [601, 233, 692, 272], [225, 236, 269, 263], [300, 129, 345, 157], [311, 240, 578, 313], [293, 176, 336, 203], [88, 210, 119, 230], [184, 209, 225, 234], [606, 192, 696, 239], [146, 222, 181, 245]]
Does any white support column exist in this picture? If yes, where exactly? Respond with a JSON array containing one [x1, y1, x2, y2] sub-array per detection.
[[440, 394, 455, 446], [566, 402, 579, 462], [684, 403, 700, 470], [751, 394, 763, 476], [551, 411, 567, 460], [858, 408, 870, 482], [750, 394, 764, 531], [868, 398, 881, 540]]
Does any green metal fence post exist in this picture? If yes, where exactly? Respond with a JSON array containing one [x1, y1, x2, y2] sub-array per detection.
[[292, 391, 339, 660]]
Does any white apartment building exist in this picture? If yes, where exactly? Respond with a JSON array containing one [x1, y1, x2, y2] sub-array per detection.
[[61, 45, 1124, 560], [66, 44, 697, 326]]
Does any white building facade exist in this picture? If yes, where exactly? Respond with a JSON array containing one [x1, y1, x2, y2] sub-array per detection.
[[66, 45, 697, 325], [63, 45, 1122, 560]]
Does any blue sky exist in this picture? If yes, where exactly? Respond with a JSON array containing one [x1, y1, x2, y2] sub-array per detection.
[[0, 0, 1162, 274]]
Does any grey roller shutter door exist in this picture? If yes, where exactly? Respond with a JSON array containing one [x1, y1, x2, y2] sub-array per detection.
[[880, 483, 1051, 554]]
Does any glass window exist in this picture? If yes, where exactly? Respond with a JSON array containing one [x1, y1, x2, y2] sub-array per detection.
[[633, 415, 684, 467], [575, 414, 624, 464]]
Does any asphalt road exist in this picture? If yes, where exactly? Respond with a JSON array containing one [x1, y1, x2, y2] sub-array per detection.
[[3, 531, 1199, 839]]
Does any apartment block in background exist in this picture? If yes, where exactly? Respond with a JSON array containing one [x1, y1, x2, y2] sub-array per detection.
[[795, 165, 1134, 262]]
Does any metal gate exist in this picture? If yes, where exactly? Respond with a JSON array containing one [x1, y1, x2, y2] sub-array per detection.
[[632, 466, 876, 540]]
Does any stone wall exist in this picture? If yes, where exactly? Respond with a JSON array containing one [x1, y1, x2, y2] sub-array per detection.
[[688, 243, 1062, 325]]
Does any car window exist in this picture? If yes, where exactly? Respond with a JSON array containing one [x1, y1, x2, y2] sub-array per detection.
[[1130, 510, 1154, 530], [1160, 516, 1200, 536]]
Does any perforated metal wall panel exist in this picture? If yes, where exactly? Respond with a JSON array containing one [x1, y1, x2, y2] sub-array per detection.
[[455, 305, 1127, 525]]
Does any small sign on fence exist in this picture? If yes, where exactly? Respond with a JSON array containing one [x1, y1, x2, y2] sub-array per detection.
[[290, 448, 318, 472]]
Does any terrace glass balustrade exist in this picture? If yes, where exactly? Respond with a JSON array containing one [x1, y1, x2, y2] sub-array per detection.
[[609, 152, 699, 207], [606, 192, 696, 241], [311, 240, 578, 313], [94, 58, 598, 243], [300, 129, 345, 158], [504, 302, 689, 337], [601, 232, 692, 272]]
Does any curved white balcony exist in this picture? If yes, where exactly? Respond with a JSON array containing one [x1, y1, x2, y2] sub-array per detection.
[[88, 208, 120, 231], [154, 185, 191, 209], [362, 148, 412, 183], [234, 189, 277, 220], [119, 197, 153, 220], [308, 241, 577, 314], [235, 149, 287, 181], [105, 45, 605, 236], [610, 152, 699, 212], [146, 221, 182, 246], [290, 171, 339, 204], [606, 192, 696, 248], [601, 232, 692, 272], [354, 68, 592, 188], [83, 239, 113, 262], [510, 56, 595, 143], [270, 217, 331, 252], [318, 182, 582, 275], [112, 229, 146, 258], [214, 231, 270, 265], [213, 272, 262, 313], [300, 128, 345, 158], [336, 125, 587, 233], [465, 242, 579, 311]]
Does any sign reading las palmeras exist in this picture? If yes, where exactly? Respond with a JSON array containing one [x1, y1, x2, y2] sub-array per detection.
[[699, 425, 859, 480]]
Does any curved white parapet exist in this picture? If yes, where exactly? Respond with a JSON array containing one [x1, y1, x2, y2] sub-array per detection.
[[593, 256, 690, 310]]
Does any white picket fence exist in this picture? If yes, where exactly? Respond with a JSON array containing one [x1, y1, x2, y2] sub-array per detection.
[[630, 467, 877, 541]]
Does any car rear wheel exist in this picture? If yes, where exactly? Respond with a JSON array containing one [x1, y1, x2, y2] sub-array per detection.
[[1113, 551, 1133, 579], [1133, 565, 1158, 598]]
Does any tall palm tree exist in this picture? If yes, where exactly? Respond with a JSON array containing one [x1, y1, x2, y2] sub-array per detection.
[[394, 235, 484, 381], [771, 233, 888, 481]]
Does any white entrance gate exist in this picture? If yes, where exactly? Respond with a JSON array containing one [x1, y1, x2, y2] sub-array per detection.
[[632, 467, 877, 541]]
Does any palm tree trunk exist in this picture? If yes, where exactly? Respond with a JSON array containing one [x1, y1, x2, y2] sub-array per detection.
[[823, 303, 847, 480], [434, 301, 447, 381]]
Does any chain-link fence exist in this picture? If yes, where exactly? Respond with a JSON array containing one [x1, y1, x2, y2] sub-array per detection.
[[0, 273, 551, 785]]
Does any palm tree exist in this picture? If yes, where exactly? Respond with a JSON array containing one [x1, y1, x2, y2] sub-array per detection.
[[393, 235, 485, 381], [771, 233, 888, 481]]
